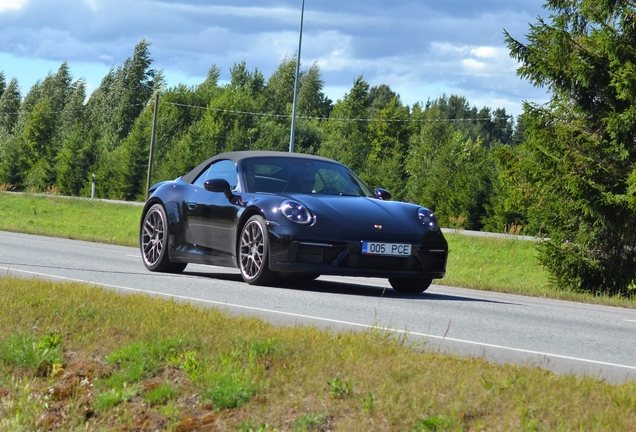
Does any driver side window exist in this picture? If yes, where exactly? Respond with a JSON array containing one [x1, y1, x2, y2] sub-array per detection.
[[193, 160, 238, 189]]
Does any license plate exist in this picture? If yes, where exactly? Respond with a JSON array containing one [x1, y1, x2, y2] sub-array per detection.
[[361, 242, 411, 256]]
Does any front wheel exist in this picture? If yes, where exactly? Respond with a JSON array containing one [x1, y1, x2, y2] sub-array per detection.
[[140, 204, 187, 273], [239, 215, 274, 285], [389, 277, 432, 294]]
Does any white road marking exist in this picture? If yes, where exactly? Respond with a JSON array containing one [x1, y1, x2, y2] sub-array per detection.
[[3, 265, 636, 373], [625, 319, 636, 323]]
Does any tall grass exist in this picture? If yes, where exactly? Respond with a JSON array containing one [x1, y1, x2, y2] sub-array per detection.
[[1, 276, 635, 431]]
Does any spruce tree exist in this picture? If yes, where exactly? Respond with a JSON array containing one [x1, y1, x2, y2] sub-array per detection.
[[0, 77, 20, 135], [505, 0, 636, 294]]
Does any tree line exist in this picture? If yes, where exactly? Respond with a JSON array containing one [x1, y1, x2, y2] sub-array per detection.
[[2, 0, 636, 297], [0, 39, 524, 234]]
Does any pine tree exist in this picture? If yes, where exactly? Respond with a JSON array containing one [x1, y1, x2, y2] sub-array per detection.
[[364, 96, 410, 199], [504, 0, 636, 294], [87, 40, 161, 150], [319, 76, 371, 174], [0, 77, 20, 135]]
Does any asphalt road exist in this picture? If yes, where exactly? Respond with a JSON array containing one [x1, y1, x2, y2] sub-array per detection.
[[1, 230, 635, 384]]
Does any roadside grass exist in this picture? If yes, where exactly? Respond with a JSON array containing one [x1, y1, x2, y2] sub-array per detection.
[[441, 234, 636, 307], [1, 276, 636, 431], [1, 191, 634, 307], [0, 192, 141, 246], [442, 233, 547, 293]]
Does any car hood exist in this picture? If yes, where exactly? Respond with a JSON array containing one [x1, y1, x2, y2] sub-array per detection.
[[289, 194, 420, 234]]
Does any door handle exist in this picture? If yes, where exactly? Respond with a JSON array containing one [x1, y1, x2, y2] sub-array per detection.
[[187, 202, 197, 211]]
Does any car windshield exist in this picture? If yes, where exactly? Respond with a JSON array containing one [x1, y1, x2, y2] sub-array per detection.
[[241, 157, 375, 197]]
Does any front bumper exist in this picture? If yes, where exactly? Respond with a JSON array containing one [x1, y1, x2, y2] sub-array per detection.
[[267, 224, 448, 279]]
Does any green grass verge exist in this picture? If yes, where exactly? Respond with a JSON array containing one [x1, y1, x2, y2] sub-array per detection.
[[0, 192, 141, 247], [439, 234, 627, 304], [1, 277, 635, 431]]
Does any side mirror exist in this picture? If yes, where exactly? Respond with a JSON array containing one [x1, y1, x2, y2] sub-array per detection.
[[204, 178, 233, 200], [374, 188, 392, 201]]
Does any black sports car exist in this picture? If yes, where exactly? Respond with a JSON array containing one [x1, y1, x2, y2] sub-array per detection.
[[140, 151, 448, 293]]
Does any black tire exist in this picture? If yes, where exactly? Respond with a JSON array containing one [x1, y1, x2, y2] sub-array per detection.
[[239, 215, 274, 285], [140, 204, 187, 273], [389, 277, 432, 294]]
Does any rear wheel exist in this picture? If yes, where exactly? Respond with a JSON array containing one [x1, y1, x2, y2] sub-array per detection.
[[140, 204, 187, 273], [239, 215, 274, 285], [389, 277, 432, 294]]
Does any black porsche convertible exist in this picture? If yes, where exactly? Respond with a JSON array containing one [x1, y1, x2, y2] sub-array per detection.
[[140, 151, 448, 293]]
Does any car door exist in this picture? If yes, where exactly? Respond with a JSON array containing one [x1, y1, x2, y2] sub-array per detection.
[[186, 159, 240, 257]]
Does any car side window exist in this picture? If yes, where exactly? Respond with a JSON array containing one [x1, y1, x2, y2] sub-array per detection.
[[192, 166, 210, 187], [193, 160, 238, 189]]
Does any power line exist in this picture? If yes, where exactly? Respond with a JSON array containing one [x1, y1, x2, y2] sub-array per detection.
[[162, 101, 499, 123], [0, 100, 504, 123], [0, 104, 146, 116], [164, 102, 290, 119]]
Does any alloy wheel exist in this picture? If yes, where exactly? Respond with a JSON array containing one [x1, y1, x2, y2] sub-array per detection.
[[142, 207, 165, 267], [240, 219, 264, 279]]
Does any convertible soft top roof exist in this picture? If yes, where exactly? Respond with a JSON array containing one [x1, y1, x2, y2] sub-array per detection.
[[180, 151, 337, 184]]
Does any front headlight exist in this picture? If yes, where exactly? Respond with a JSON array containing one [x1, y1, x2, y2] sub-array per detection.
[[417, 207, 439, 231], [281, 200, 314, 225]]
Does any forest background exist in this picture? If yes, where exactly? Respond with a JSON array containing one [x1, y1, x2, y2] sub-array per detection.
[[0, 40, 523, 236]]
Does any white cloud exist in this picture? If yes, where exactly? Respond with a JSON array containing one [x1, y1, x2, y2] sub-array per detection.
[[98, 54, 114, 63], [153, 2, 384, 29], [0, 0, 549, 117], [471, 46, 498, 58], [462, 58, 488, 73], [0, 0, 27, 12], [82, 0, 99, 12]]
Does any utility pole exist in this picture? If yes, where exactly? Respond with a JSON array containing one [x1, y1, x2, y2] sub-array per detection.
[[289, 0, 305, 153], [146, 93, 159, 200]]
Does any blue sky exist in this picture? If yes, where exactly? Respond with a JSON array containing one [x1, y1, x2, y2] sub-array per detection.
[[0, 0, 549, 117]]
